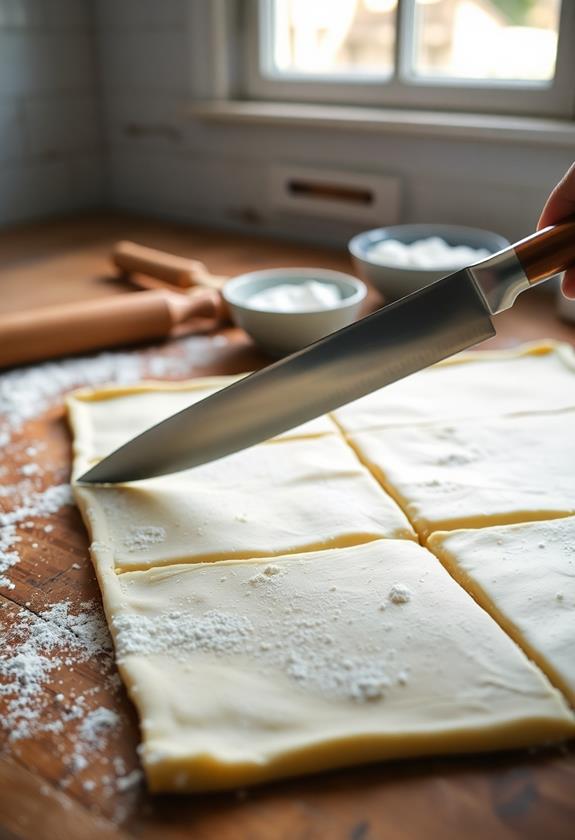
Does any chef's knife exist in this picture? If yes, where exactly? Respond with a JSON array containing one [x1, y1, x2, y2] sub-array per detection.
[[79, 223, 575, 484]]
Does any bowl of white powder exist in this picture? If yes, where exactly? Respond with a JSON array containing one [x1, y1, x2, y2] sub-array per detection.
[[349, 224, 509, 302], [223, 268, 366, 356]]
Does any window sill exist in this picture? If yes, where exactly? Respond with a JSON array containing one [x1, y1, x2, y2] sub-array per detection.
[[190, 100, 575, 147]]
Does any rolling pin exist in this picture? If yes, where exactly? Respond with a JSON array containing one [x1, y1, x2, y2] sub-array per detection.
[[0, 288, 225, 369], [112, 241, 227, 291], [110, 239, 231, 321]]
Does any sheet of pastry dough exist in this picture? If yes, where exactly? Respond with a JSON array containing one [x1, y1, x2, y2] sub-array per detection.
[[73, 428, 415, 571], [349, 410, 575, 539], [91, 540, 574, 792], [428, 518, 575, 705], [69, 376, 338, 467], [334, 342, 575, 433]]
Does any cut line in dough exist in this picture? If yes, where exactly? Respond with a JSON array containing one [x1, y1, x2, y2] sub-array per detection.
[[68, 376, 338, 473], [349, 410, 575, 539], [75, 433, 416, 572], [429, 518, 575, 705], [333, 341, 575, 433]]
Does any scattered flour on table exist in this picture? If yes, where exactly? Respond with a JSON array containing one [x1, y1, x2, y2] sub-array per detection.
[[0, 484, 73, 589], [0, 335, 217, 434], [115, 768, 144, 792], [0, 334, 212, 590], [0, 339, 212, 801], [0, 599, 113, 741], [78, 706, 122, 749], [20, 463, 40, 477], [0, 597, 142, 798], [1, 351, 138, 434]]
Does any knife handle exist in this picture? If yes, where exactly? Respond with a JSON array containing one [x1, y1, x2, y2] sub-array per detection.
[[514, 221, 575, 285], [471, 220, 575, 314]]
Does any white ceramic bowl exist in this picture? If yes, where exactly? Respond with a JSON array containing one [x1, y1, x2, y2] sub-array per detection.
[[223, 267, 367, 356], [349, 224, 509, 302]]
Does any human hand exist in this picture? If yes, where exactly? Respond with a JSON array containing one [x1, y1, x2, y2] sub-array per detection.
[[538, 162, 575, 298]]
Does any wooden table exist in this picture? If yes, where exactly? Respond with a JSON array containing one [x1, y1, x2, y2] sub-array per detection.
[[1, 214, 574, 840]]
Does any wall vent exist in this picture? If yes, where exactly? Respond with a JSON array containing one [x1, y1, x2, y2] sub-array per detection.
[[269, 164, 401, 225]]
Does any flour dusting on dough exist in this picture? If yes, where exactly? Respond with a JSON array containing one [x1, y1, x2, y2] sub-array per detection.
[[123, 526, 166, 552], [112, 564, 406, 705], [388, 583, 413, 604]]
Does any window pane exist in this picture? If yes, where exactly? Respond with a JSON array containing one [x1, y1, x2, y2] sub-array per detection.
[[413, 0, 562, 81], [269, 0, 397, 76]]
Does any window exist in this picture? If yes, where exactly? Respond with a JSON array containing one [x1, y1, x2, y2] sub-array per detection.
[[242, 0, 575, 117]]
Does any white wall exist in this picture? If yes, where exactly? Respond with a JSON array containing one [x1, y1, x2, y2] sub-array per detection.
[[94, 0, 573, 247], [0, 0, 572, 246], [0, 0, 104, 227]]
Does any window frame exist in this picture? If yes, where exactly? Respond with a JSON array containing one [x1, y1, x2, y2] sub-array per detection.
[[240, 0, 575, 119]]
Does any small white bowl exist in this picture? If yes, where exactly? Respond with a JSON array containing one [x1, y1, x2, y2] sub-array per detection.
[[223, 267, 367, 356], [349, 224, 509, 302]]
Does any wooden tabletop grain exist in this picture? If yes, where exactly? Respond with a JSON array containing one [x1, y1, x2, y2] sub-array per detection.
[[0, 214, 573, 840]]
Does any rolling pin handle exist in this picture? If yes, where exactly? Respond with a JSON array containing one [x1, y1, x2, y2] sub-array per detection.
[[112, 241, 209, 288]]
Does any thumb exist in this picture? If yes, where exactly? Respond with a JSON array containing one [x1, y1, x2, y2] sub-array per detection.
[[538, 162, 575, 230]]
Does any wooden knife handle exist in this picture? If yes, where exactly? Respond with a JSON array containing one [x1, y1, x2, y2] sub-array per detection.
[[514, 221, 575, 285], [113, 241, 210, 289]]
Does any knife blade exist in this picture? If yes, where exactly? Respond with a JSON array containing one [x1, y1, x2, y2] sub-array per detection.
[[79, 222, 575, 484]]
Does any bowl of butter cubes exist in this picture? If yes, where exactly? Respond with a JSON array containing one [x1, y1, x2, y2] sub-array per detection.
[[349, 223, 509, 302]]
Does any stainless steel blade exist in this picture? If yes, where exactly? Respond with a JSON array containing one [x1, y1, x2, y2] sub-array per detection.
[[79, 269, 495, 483]]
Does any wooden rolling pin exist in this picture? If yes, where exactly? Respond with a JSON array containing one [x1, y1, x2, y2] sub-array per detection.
[[111, 239, 231, 321], [112, 241, 226, 291], [0, 288, 224, 369]]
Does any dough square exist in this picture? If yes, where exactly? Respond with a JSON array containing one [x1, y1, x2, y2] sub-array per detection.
[[349, 410, 575, 539], [68, 377, 338, 470], [334, 342, 575, 434], [75, 433, 415, 571], [99, 540, 574, 792], [428, 518, 575, 705]]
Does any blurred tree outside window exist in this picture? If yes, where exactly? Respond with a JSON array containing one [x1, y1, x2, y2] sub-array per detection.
[[269, 0, 561, 82], [414, 0, 561, 81]]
